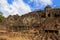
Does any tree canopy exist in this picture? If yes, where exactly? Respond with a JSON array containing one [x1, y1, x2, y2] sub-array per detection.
[[0, 12, 3, 16], [0, 12, 4, 22]]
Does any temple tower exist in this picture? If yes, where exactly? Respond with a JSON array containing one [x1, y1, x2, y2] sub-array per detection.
[[45, 5, 51, 18]]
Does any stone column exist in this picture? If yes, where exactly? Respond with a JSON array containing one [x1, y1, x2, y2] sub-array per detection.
[[57, 24, 60, 40], [57, 24, 60, 36]]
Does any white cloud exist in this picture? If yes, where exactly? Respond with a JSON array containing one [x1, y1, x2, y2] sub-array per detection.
[[29, 0, 53, 6], [0, 0, 53, 17], [0, 0, 31, 17], [40, 0, 53, 5]]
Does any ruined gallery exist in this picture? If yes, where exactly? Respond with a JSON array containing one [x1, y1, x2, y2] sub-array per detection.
[[0, 6, 60, 40]]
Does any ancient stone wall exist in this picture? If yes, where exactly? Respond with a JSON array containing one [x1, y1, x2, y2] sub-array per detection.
[[0, 6, 60, 40]]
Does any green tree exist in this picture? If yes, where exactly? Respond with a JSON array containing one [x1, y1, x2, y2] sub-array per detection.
[[0, 12, 3, 16], [0, 12, 4, 22]]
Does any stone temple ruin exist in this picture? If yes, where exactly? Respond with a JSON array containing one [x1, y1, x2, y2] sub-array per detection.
[[0, 6, 60, 40]]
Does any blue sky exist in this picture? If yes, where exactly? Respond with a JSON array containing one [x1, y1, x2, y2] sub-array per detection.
[[7, 0, 14, 4], [0, 0, 60, 17]]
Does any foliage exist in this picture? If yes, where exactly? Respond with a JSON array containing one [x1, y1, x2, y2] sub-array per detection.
[[0, 12, 4, 22], [0, 12, 3, 16]]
